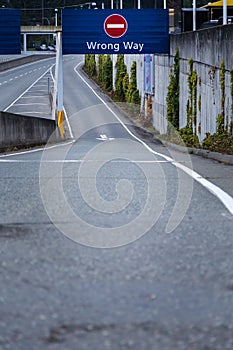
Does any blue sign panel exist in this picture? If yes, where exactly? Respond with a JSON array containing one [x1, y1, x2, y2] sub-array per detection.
[[62, 9, 169, 55], [144, 54, 154, 95], [0, 9, 21, 55]]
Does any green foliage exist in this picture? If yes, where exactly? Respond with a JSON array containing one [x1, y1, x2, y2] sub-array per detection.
[[85, 54, 113, 92], [126, 61, 140, 104], [166, 49, 180, 130], [97, 54, 105, 84], [202, 132, 233, 154], [216, 114, 225, 134], [186, 58, 198, 133], [230, 69, 233, 134], [215, 61, 226, 134], [115, 55, 128, 101], [97, 54, 113, 92], [103, 55, 113, 92], [123, 73, 129, 96], [220, 60, 225, 118], [179, 127, 200, 148], [84, 54, 96, 77]]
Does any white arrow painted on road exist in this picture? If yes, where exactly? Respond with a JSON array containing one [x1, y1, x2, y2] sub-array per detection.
[[96, 134, 115, 141]]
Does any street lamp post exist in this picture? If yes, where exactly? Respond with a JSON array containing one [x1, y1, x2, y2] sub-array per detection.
[[55, 8, 58, 27], [42, 0, 44, 25]]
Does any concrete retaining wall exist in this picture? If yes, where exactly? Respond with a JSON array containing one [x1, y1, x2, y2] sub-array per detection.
[[122, 24, 233, 142], [0, 111, 58, 149], [170, 25, 233, 70]]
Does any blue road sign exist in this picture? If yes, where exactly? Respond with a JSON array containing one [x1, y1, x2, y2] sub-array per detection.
[[62, 9, 169, 55], [0, 9, 21, 55]]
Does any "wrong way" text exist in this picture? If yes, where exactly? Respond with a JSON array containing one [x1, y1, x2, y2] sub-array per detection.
[[86, 41, 144, 52]]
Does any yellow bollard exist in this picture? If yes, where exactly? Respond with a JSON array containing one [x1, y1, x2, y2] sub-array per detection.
[[57, 110, 65, 140]]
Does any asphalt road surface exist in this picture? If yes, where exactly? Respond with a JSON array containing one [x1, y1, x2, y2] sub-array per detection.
[[0, 57, 55, 118], [0, 55, 233, 350]]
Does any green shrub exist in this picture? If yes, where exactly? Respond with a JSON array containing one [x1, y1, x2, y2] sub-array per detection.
[[202, 132, 233, 154]]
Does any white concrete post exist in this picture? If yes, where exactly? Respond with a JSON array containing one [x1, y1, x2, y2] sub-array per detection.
[[23, 33, 27, 53], [193, 0, 196, 31], [52, 31, 64, 138], [223, 0, 227, 25]]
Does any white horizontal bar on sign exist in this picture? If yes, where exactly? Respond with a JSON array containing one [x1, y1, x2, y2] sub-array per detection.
[[107, 24, 125, 28]]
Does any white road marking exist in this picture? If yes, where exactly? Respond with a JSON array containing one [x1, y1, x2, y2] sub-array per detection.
[[64, 108, 74, 140], [4, 65, 55, 112], [20, 96, 47, 99], [13, 103, 48, 106], [74, 61, 233, 216], [0, 158, 169, 164], [96, 134, 115, 141], [17, 111, 47, 114]]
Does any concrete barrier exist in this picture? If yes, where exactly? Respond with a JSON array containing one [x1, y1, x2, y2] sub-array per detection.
[[0, 54, 55, 72], [0, 111, 59, 149]]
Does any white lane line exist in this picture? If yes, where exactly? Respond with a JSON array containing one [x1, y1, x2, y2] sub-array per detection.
[[64, 108, 74, 139], [0, 159, 170, 163], [74, 61, 233, 216], [20, 96, 47, 99], [16, 111, 47, 114], [4, 64, 55, 112], [13, 103, 48, 106]]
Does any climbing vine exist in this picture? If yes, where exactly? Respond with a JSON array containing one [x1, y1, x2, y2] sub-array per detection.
[[230, 69, 233, 134], [208, 66, 216, 105], [186, 58, 198, 133], [166, 48, 180, 130], [217, 61, 226, 134]]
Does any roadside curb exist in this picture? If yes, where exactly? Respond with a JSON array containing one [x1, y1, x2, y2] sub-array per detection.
[[112, 103, 233, 165], [81, 66, 233, 166]]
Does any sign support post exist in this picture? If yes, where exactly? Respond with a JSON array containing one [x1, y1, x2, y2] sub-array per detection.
[[52, 31, 65, 139]]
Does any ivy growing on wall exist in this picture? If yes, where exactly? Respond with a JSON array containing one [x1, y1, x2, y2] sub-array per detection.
[[208, 66, 216, 105], [166, 48, 180, 130], [186, 58, 198, 134], [217, 61, 226, 134], [230, 69, 233, 134]]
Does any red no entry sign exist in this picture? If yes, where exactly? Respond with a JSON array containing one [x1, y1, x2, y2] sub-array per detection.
[[104, 14, 128, 38]]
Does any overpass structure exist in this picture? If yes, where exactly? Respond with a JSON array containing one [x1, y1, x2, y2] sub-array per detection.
[[21, 26, 62, 52]]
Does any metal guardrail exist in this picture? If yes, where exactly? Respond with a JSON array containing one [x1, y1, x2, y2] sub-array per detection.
[[21, 25, 62, 34]]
